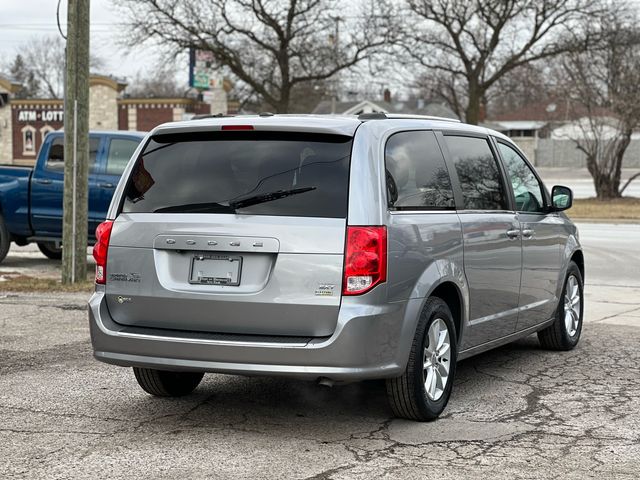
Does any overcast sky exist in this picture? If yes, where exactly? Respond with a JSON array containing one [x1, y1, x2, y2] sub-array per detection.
[[0, 0, 176, 85]]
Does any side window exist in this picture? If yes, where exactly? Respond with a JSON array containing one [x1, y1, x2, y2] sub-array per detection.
[[105, 138, 139, 176], [497, 142, 545, 213], [443, 135, 508, 211], [45, 136, 101, 173], [385, 131, 455, 210], [45, 137, 65, 171]]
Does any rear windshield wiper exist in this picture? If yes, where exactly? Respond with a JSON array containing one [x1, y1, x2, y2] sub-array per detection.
[[229, 187, 316, 209], [153, 202, 236, 214]]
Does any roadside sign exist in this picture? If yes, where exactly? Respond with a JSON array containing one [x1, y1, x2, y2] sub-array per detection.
[[189, 48, 223, 90]]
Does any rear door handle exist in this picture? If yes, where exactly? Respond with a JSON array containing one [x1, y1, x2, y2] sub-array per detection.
[[522, 229, 534, 239], [34, 178, 52, 185], [98, 182, 115, 189], [506, 229, 521, 239]]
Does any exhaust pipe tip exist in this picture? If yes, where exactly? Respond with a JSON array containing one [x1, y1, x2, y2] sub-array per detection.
[[317, 377, 334, 387]]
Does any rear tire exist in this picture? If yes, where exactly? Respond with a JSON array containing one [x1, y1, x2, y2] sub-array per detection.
[[133, 368, 204, 397], [0, 214, 9, 264], [538, 261, 584, 351], [37, 241, 62, 260], [386, 297, 457, 421]]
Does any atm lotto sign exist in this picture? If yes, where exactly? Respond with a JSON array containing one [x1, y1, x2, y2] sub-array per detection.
[[18, 110, 64, 122]]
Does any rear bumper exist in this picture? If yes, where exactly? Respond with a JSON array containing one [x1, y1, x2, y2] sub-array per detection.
[[88, 291, 420, 381]]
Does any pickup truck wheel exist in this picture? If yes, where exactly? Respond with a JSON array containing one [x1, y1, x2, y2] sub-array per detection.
[[386, 297, 457, 421], [133, 367, 204, 397], [37, 242, 62, 260], [538, 261, 584, 351], [0, 214, 10, 263]]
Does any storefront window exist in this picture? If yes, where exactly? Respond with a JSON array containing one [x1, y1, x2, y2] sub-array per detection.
[[21, 126, 36, 156]]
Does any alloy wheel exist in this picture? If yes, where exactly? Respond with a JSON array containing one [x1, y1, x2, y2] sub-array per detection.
[[423, 318, 451, 401], [564, 275, 581, 337]]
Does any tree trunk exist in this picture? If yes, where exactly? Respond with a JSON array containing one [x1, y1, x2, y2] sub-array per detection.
[[465, 81, 481, 125], [583, 127, 633, 200], [594, 174, 622, 200], [273, 102, 289, 113], [273, 86, 290, 113], [590, 131, 631, 200]]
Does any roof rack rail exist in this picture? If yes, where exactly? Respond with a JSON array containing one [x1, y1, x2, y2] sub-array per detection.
[[358, 112, 387, 120], [259, 111, 275, 117], [191, 113, 235, 120], [385, 114, 461, 123], [357, 112, 461, 123]]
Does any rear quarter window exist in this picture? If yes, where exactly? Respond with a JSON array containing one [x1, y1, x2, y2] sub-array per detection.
[[121, 131, 353, 218], [385, 130, 455, 210]]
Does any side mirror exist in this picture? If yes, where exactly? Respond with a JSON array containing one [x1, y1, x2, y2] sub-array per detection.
[[551, 185, 573, 211]]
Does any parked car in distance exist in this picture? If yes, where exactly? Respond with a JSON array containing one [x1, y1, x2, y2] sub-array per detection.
[[0, 130, 145, 262], [89, 114, 584, 421]]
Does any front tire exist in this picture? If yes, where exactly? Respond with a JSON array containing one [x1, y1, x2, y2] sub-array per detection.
[[386, 297, 457, 421], [133, 368, 204, 397], [538, 261, 584, 351], [0, 214, 9, 263], [37, 241, 62, 260]]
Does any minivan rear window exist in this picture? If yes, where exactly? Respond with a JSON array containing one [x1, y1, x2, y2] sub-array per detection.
[[121, 131, 353, 218]]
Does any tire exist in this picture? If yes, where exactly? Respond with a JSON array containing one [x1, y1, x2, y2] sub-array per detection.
[[133, 368, 204, 397], [538, 261, 584, 351], [0, 213, 9, 264], [386, 297, 457, 421], [37, 241, 62, 260]]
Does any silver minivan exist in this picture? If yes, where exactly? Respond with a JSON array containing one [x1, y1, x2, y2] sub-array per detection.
[[89, 114, 584, 421]]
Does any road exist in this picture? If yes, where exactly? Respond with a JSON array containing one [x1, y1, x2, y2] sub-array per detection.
[[537, 168, 640, 199], [1, 223, 640, 479], [550, 179, 640, 199]]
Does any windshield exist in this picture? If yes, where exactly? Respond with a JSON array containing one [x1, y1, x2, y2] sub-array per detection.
[[121, 131, 353, 218]]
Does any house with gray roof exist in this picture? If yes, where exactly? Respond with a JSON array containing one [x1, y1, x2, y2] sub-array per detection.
[[311, 91, 458, 119]]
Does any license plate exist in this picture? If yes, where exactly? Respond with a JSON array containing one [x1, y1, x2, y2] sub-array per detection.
[[189, 254, 242, 286]]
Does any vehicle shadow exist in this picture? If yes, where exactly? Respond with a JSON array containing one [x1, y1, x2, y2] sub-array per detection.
[[120, 334, 548, 431]]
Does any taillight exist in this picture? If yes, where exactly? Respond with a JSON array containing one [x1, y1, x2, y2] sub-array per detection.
[[343, 226, 387, 295], [93, 220, 113, 284]]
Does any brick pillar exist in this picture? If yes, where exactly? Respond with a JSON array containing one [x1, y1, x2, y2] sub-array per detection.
[[127, 106, 137, 131]]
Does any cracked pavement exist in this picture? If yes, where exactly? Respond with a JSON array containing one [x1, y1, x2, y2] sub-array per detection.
[[1, 223, 640, 479]]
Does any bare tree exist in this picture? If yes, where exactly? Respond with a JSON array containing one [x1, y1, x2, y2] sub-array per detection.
[[114, 0, 395, 113], [23, 36, 67, 98], [489, 62, 556, 117], [558, 8, 640, 199], [413, 69, 466, 119], [402, 0, 598, 124], [126, 62, 185, 98], [8, 35, 104, 99], [231, 78, 330, 113]]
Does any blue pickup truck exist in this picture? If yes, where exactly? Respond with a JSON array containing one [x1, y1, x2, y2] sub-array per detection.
[[0, 130, 145, 263]]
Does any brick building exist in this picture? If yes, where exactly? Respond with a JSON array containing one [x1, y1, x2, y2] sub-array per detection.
[[0, 74, 228, 165]]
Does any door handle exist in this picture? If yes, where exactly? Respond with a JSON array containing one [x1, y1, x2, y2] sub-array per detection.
[[98, 182, 115, 189], [506, 229, 521, 239], [34, 178, 52, 185], [522, 229, 534, 239]]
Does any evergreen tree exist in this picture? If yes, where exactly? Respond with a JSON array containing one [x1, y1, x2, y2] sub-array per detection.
[[9, 54, 41, 99]]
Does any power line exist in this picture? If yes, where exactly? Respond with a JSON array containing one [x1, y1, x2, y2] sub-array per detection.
[[57, 0, 67, 39]]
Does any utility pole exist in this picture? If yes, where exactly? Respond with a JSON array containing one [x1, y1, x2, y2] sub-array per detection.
[[330, 15, 342, 114], [62, 0, 90, 284]]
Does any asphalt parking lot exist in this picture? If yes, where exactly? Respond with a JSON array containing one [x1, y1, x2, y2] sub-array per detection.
[[1, 223, 640, 479]]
